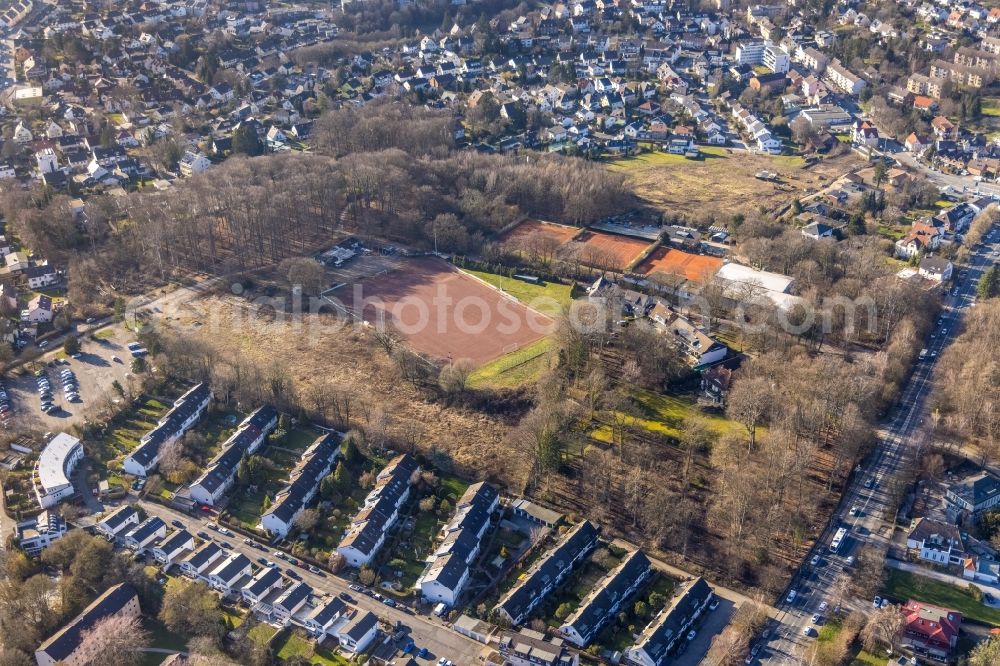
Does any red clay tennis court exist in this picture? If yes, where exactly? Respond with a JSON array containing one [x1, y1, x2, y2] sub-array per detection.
[[499, 219, 580, 249], [338, 258, 553, 365], [636, 247, 723, 282], [569, 231, 653, 270]]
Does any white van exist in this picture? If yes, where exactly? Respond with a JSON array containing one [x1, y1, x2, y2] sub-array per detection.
[[434, 603, 448, 617]]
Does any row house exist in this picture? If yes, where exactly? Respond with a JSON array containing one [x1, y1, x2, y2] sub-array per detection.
[[260, 433, 341, 538], [494, 521, 600, 626], [122, 383, 211, 477], [189, 405, 278, 506], [336, 454, 420, 567], [559, 550, 653, 647]]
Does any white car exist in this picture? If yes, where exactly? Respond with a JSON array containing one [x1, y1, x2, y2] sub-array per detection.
[[786, 590, 797, 604], [810, 555, 821, 566], [873, 596, 882, 608], [811, 614, 821, 625], [818, 601, 828, 613], [687, 629, 697, 641]]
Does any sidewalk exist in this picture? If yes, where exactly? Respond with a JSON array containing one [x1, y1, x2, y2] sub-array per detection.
[[887, 558, 1000, 604]]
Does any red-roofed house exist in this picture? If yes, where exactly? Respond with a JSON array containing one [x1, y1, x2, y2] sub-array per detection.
[[904, 133, 929, 154], [901, 600, 962, 660], [895, 222, 942, 259], [913, 96, 937, 113], [931, 116, 957, 139]]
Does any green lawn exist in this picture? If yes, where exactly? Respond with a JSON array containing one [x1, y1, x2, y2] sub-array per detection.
[[611, 151, 690, 169], [982, 98, 1000, 117], [284, 425, 321, 451], [247, 623, 278, 646], [467, 337, 554, 390], [462, 269, 575, 314], [884, 569, 1000, 626], [274, 629, 351, 665], [850, 650, 889, 666], [592, 389, 744, 443]]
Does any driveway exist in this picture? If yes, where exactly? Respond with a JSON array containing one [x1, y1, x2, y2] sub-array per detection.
[[674, 598, 733, 666]]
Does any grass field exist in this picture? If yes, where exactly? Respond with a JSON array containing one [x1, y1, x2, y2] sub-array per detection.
[[610, 147, 856, 217], [274, 629, 350, 665], [592, 389, 744, 443], [462, 269, 574, 314], [884, 569, 1000, 626], [467, 337, 554, 389], [983, 98, 1000, 117]]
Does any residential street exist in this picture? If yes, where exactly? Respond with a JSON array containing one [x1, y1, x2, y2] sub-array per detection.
[[132, 500, 489, 665], [756, 226, 1000, 665]]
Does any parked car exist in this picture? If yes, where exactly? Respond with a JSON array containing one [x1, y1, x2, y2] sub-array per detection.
[[873, 596, 882, 608], [171, 520, 184, 528], [785, 590, 797, 604], [339, 592, 353, 602], [382, 598, 396, 608], [818, 601, 828, 613], [686, 629, 696, 641], [349, 584, 362, 592], [197, 531, 211, 540], [811, 614, 821, 625]]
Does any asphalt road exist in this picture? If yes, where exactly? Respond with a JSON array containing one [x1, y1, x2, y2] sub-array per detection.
[[753, 229, 999, 665], [134, 500, 488, 665]]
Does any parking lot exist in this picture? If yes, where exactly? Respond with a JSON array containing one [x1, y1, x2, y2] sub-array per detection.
[[5, 326, 140, 431]]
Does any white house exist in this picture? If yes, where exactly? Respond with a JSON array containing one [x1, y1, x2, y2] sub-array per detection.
[[16, 511, 67, 556], [906, 518, 965, 566], [95, 505, 140, 540], [178, 150, 210, 177], [151, 529, 194, 565], [123, 517, 167, 552], [337, 454, 419, 567], [560, 551, 652, 647], [207, 553, 252, 595], [336, 610, 379, 654], [25, 264, 58, 289], [418, 482, 498, 607], [33, 433, 83, 509], [123, 383, 211, 477], [302, 598, 348, 638], [260, 433, 341, 538], [495, 521, 599, 626], [179, 541, 223, 579], [21, 294, 54, 323], [189, 405, 278, 506], [241, 566, 284, 606], [918, 256, 953, 282], [272, 581, 312, 625], [625, 578, 714, 666]]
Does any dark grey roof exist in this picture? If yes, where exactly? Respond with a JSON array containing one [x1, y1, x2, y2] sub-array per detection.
[[185, 541, 221, 569], [157, 529, 192, 554], [244, 566, 282, 597], [37, 584, 138, 661], [563, 550, 652, 645], [497, 521, 599, 624], [101, 505, 137, 531], [275, 581, 312, 612], [127, 516, 165, 543], [307, 597, 346, 626], [343, 610, 378, 640], [265, 433, 340, 524], [191, 405, 277, 495], [213, 553, 251, 583], [630, 577, 713, 665], [129, 383, 210, 468]]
